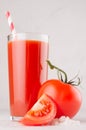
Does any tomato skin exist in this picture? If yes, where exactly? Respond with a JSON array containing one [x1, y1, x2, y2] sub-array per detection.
[[38, 79, 82, 118], [20, 94, 57, 126]]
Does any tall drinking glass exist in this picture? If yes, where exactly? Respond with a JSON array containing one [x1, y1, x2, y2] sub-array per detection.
[[7, 33, 49, 120]]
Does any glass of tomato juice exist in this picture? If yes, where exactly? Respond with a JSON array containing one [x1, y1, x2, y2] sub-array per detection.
[[7, 33, 49, 120]]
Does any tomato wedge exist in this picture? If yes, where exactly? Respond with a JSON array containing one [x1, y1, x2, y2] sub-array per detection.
[[20, 94, 57, 126]]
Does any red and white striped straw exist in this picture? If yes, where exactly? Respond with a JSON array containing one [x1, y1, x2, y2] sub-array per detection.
[[5, 11, 16, 34]]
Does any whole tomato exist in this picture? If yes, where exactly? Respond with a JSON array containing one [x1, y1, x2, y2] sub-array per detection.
[[38, 60, 82, 118]]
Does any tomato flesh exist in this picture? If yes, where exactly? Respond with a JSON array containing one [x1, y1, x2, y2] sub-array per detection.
[[20, 94, 57, 126]]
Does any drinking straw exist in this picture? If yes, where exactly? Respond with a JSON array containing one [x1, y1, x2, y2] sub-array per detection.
[[5, 11, 16, 34]]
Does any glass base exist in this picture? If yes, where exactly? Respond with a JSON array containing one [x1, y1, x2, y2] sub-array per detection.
[[10, 116, 23, 121]]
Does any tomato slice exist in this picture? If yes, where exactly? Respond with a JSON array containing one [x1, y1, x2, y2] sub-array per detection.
[[20, 94, 57, 126]]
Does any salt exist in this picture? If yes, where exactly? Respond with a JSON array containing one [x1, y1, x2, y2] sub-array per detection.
[[51, 116, 80, 126]]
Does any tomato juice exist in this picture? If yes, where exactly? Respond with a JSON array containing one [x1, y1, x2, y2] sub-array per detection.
[[8, 38, 49, 117]]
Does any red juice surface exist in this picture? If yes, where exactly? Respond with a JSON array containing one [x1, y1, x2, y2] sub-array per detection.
[[8, 40, 49, 116]]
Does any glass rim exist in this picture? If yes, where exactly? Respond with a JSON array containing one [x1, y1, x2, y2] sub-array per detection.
[[7, 32, 49, 42]]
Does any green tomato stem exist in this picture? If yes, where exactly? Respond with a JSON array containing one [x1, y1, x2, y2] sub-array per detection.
[[47, 60, 81, 86], [47, 60, 68, 83]]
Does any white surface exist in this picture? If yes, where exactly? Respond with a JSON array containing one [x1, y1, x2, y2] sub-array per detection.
[[0, 110, 86, 130], [0, 0, 86, 128]]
